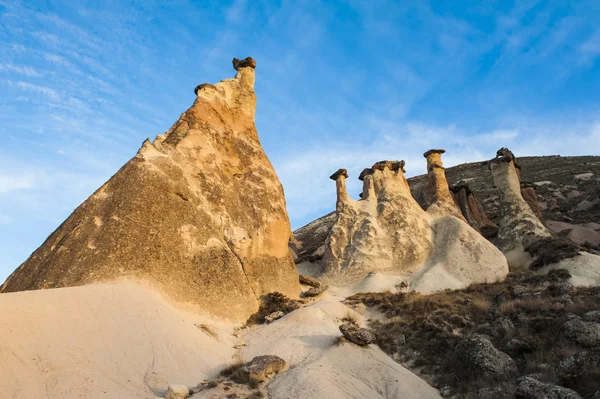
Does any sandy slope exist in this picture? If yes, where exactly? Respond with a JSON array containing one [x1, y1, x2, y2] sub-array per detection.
[[0, 282, 235, 398], [240, 293, 441, 399], [0, 281, 441, 399]]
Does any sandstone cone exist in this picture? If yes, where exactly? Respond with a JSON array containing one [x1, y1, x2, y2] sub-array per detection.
[[0, 57, 300, 321]]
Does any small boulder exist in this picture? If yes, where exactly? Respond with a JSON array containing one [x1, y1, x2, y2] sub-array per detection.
[[302, 285, 328, 297], [264, 311, 285, 324], [567, 226, 600, 247], [583, 310, 600, 323], [241, 355, 287, 382], [456, 334, 517, 378], [515, 377, 581, 399], [166, 384, 190, 399], [339, 323, 376, 346], [299, 274, 322, 287], [564, 314, 600, 347]]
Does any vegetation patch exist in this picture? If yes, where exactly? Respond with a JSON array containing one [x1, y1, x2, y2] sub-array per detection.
[[246, 292, 303, 325], [346, 270, 600, 398]]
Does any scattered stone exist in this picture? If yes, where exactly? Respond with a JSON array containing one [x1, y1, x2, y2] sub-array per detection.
[[567, 226, 600, 247], [301, 285, 328, 298], [264, 311, 285, 324], [583, 310, 600, 323], [166, 384, 190, 399], [564, 314, 600, 347], [477, 385, 513, 399], [241, 355, 287, 382], [339, 323, 376, 346], [557, 352, 585, 375], [515, 377, 581, 399], [505, 339, 533, 354], [298, 274, 322, 287], [456, 334, 517, 378]]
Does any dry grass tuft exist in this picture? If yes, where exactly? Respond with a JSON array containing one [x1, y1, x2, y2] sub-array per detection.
[[246, 292, 301, 325], [346, 273, 600, 398], [219, 358, 259, 389]]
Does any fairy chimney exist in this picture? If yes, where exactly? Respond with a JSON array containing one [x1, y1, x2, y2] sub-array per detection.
[[0, 57, 300, 321]]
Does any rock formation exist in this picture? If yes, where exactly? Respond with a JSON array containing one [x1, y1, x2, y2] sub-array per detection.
[[488, 148, 553, 265], [319, 153, 508, 292], [423, 149, 465, 221], [0, 57, 300, 321], [450, 182, 499, 238], [520, 181, 544, 220]]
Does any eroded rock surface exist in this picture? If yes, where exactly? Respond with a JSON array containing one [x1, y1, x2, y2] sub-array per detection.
[[515, 377, 582, 399], [450, 182, 499, 238], [488, 148, 552, 262], [241, 355, 288, 382], [0, 57, 300, 321], [318, 152, 508, 292], [339, 323, 377, 346], [456, 334, 517, 378]]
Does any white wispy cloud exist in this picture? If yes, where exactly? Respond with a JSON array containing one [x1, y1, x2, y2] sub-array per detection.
[[0, 63, 42, 77], [11, 81, 60, 100], [0, 174, 36, 194]]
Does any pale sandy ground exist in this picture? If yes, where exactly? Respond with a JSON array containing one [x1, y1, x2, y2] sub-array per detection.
[[0, 282, 236, 398], [0, 280, 441, 399]]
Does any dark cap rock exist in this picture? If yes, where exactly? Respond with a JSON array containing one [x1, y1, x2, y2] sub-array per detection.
[[330, 168, 348, 180], [372, 160, 405, 173], [358, 168, 374, 181], [423, 149, 446, 158], [194, 83, 216, 96], [232, 57, 257, 71]]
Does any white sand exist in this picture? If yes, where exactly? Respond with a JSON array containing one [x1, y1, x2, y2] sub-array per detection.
[[0, 281, 441, 399], [240, 294, 441, 399], [0, 282, 235, 398]]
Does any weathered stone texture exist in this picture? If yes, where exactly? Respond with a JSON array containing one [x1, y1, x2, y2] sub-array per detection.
[[0, 58, 300, 321]]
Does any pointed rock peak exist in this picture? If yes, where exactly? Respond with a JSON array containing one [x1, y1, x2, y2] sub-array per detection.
[[330, 168, 348, 180], [232, 57, 257, 70]]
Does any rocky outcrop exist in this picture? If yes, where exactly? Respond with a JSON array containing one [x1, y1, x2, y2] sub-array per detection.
[[515, 377, 582, 399], [456, 334, 517, 378], [488, 148, 552, 265], [294, 155, 600, 263], [563, 314, 600, 348], [319, 154, 508, 292], [0, 57, 300, 321], [450, 181, 499, 238]]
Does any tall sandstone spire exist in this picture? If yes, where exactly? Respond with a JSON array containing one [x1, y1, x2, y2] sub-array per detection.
[[0, 57, 300, 321]]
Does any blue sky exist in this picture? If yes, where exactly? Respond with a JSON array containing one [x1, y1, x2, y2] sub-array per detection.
[[1, 0, 600, 283]]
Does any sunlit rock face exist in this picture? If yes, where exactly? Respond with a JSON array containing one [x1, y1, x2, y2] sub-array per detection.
[[319, 153, 508, 292], [0, 57, 300, 321]]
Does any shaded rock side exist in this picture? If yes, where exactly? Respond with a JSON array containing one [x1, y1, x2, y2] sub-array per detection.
[[450, 182, 499, 238], [0, 57, 300, 321]]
